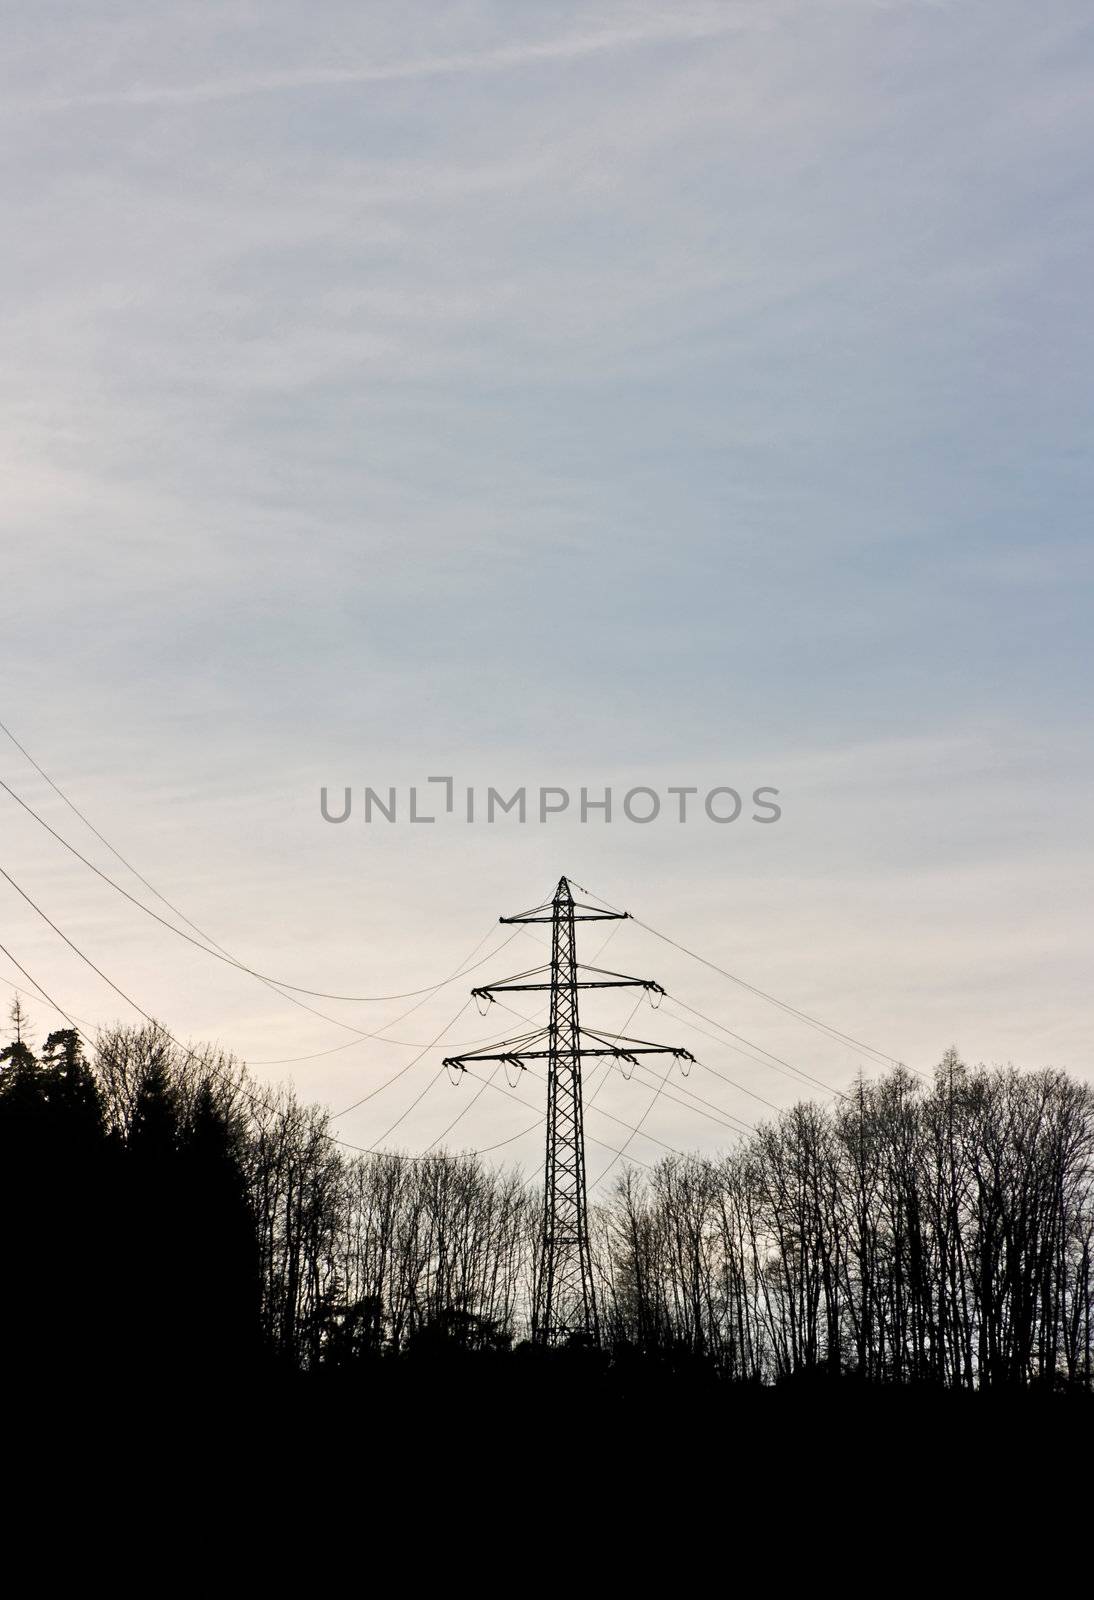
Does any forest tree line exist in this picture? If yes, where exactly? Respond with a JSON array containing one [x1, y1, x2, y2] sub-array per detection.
[[2, 998, 1091, 1391]]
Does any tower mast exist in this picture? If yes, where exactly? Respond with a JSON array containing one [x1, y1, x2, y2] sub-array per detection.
[[443, 876, 694, 1345]]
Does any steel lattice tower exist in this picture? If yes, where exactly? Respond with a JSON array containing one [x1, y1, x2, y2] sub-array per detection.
[[443, 876, 694, 1346]]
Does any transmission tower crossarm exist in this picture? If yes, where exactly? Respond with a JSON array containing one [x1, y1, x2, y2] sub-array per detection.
[[441, 1028, 548, 1070], [472, 968, 662, 997], [448, 1045, 684, 1064], [580, 1027, 694, 1056], [574, 1044, 695, 1059], [498, 883, 628, 926], [443, 1031, 694, 1068], [499, 910, 627, 924]]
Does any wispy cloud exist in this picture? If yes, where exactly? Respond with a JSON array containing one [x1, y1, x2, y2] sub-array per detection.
[[16, 10, 758, 112]]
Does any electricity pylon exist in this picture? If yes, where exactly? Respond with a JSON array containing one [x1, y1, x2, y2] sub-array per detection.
[[442, 876, 694, 1346]]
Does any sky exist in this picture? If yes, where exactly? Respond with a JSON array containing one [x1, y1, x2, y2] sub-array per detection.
[[1, 0, 1092, 1184]]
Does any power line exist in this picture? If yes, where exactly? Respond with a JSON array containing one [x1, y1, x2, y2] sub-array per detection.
[[625, 1059, 755, 1135], [0, 715, 212, 935], [0, 859, 166, 1028], [0, 772, 516, 1003], [425, 1063, 501, 1153], [506, 939, 817, 1124], [0, 718, 526, 1054], [1, 860, 645, 1174], [637, 919, 901, 1067], [0, 941, 77, 1028], [0, 861, 762, 1197], [573, 879, 905, 1070], [589, 1059, 684, 1193], [458, 1063, 656, 1173], [330, 999, 474, 1123], [456, 963, 687, 1169], [442, 1004, 683, 1160], [363, 1066, 448, 1150], [479, 985, 726, 1177], [0, 729, 909, 1080], [659, 995, 850, 1100], [237, 924, 516, 1052], [495, 972, 760, 1137], [1, 763, 901, 1172], [0, 859, 345, 1143], [0, 860, 513, 1164], [522, 916, 857, 1105], [488, 992, 687, 1151], [471, 1115, 545, 1158], [492, 990, 749, 1143], [249, 982, 526, 1064], [0, 719, 364, 1045], [368, 1051, 661, 1176]]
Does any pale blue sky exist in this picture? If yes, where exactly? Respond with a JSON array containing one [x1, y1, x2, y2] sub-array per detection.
[[1, 2, 1092, 1174]]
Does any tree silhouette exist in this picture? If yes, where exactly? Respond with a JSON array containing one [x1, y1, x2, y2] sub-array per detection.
[[3, 1000, 1091, 1404]]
